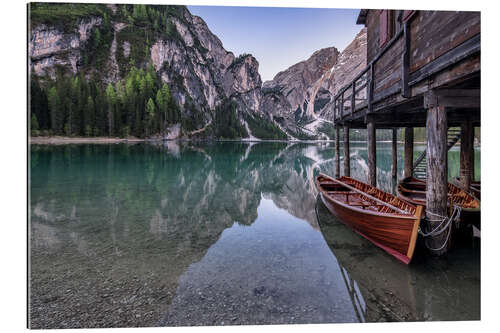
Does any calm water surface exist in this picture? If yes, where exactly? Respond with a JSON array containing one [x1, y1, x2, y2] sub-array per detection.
[[29, 141, 480, 328]]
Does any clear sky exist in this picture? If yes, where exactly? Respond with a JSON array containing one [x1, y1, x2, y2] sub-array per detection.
[[187, 5, 363, 82]]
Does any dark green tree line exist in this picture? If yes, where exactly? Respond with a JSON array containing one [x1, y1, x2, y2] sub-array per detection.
[[30, 65, 178, 138]]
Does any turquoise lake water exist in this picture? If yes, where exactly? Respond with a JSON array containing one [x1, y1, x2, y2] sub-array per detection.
[[29, 141, 480, 328]]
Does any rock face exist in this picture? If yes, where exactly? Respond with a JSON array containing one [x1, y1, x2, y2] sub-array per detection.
[[262, 47, 339, 122], [29, 5, 266, 138], [28, 4, 367, 140], [149, 11, 263, 119], [316, 28, 368, 120], [262, 28, 367, 138], [29, 17, 102, 77]]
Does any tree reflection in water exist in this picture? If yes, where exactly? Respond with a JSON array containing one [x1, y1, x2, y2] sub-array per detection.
[[29, 141, 480, 328]]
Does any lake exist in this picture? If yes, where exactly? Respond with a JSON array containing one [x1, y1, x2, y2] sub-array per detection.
[[29, 141, 480, 328]]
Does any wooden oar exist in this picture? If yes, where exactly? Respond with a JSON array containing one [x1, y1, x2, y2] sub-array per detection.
[[320, 174, 409, 215]]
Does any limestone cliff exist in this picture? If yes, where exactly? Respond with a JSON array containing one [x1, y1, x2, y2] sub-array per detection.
[[29, 4, 367, 140], [29, 17, 102, 77], [261, 28, 367, 139], [29, 4, 271, 139]]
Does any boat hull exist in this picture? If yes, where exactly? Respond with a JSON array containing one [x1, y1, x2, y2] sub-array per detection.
[[316, 175, 422, 264], [452, 177, 481, 200], [397, 177, 480, 228]]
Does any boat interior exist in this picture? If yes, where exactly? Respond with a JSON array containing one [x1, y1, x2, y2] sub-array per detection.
[[399, 179, 479, 209], [318, 177, 416, 216]]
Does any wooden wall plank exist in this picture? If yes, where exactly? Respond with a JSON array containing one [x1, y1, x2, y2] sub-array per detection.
[[409, 11, 480, 72]]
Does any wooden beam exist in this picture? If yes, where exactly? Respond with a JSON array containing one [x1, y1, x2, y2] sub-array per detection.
[[404, 127, 414, 178], [426, 105, 449, 256], [392, 128, 398, 178], [460, 119, 474, 191], [335, 126, 340, 178], [367, 118, 377, 186], [360, 108, 479, 128], [424, 89, 480, 109], [409, 33, 480, 87], [344, 125, 350, 177], [434, 89, 480, 97]]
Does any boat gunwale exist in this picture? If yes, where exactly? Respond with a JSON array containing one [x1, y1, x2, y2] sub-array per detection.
[[316, 177, 422, 265], [398, 177, 480, 212], [451, 177, 481, 201], [316, 174, 418, 220]]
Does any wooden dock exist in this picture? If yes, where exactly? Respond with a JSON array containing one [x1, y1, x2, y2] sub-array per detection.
[[332, 9, 480, 255]]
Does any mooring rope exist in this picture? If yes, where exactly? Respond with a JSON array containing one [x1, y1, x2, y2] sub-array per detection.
[[419, 205, 462, 251]]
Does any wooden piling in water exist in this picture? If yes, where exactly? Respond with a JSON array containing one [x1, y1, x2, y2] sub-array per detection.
[[344, 125, 350, 177], [404, 127, 414, 178], [335, 126, 340, 178], [425, 104, 449, 255], [392, 128, 398, 179], [367, 118, 376, 186], [460, 119, 473, 191]]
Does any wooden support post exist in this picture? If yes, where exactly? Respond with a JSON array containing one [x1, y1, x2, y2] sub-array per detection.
[[351, 82, 356, 116], [341, 93, 344, 117], [368, 65, 373, 113], [426, 105, 449, 256], [460, 119, 473, 191], [404, 127, 414, 178], [367, 118, 377, 186], [392, 128, 398, 179], [335, 126, 340, 178], [343, 125, 350, 177], [472, 127, 476, 181], [334, 99, 338, 120]]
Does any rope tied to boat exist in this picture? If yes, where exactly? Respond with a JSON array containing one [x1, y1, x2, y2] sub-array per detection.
[[419, 205, 462, 252]]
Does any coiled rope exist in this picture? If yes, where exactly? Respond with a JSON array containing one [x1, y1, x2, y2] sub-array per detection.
[[419, 205, 462, 252]]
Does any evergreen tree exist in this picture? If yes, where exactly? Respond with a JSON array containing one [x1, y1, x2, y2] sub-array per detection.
[[47, 86, 59, 135], [30, 77, 49, 130], [94, 28, 101, 48], [106, 84, 116, 136], [31, 113, 40, 136], [85, 95, 95, 136], [156, 83, 171, 132], [145, 98, 155, 137]]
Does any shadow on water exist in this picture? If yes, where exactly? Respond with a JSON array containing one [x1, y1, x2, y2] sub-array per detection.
[[315, 195, 480, 322], [29, 141, 480, 328]]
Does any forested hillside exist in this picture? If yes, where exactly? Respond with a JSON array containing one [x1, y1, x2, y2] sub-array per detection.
[[29, 3, 286, 140], [30, 4, 184, 138]]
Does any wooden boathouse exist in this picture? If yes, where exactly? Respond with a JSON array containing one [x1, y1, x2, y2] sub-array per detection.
[[332, 9, 480, 255]]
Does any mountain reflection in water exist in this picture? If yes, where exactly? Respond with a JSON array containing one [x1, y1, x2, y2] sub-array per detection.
[[29, 141, 480, 328]]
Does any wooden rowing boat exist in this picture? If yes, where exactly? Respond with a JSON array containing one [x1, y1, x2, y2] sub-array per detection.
[[397, 177, 480, 228], [451, 177, 481, 200], [315, 173, 423, 265]]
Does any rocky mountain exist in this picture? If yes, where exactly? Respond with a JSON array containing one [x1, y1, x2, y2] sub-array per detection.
[[29, 3, 366, 141], [29, 4, 283, 140], [261, 28, 367, 139], [316, 28, 367, 120], [262, 47, 339, 138]]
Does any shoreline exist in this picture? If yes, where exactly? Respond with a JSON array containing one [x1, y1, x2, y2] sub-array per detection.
[[30, 136, 146, 145], [29, 136, 477, 147]]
